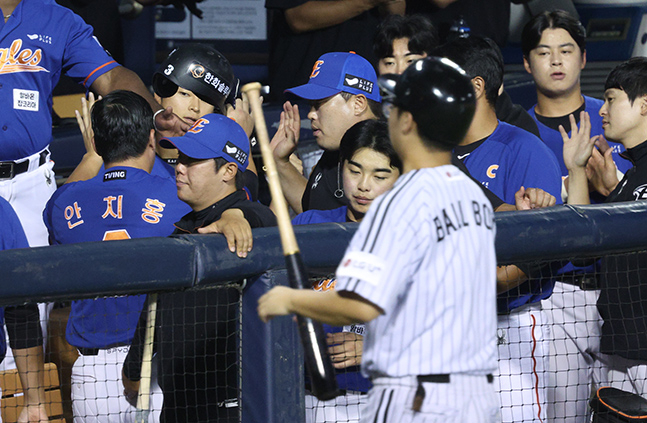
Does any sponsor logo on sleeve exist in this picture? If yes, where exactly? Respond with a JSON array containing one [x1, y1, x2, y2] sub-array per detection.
[[336, 251, 384, 287]]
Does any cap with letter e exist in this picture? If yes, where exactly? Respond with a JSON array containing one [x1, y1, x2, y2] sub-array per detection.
[[285, 52, 381, 102], [160, 113, 249, 172]]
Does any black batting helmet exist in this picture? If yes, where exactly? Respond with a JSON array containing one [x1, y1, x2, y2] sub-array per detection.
[[152, 43, 239, 114], [378, 56, 475, 149]]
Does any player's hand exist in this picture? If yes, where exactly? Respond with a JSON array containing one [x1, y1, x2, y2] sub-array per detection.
[[257, 286, 295, 323], [17, 404, 49, 423], [74, 92, 101, 157], [197, 209, 253, 258], [122, 370, 140, 408], [514, 186, 556, 210], [270, 101, 300, 163], [155, 106, 191, 137], [561, 112, 596, 171], [226, 93, 259, 138], [586, 136, 620, 196], [327, 332, 363, 369]]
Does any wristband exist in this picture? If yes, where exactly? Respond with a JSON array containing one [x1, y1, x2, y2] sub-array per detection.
[[153, 109, 164, 131]]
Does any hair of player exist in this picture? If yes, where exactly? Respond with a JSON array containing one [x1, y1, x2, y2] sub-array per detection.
[[339, 91, 383, 119], [91, 90, 154, 164], [339, 119, 403, 173], [521, 10, 586, 59], [432, 36, 503, 107], [605, 57, 647, 105], [214, 157, 245, 190], [373, 14, 439, 59]]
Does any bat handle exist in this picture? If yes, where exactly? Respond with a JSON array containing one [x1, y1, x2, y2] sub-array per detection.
[[135, 293, 158, 422]]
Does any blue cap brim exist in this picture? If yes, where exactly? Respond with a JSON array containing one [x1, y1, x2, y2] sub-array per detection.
[[159, 137, 213, 160], [284, 84, 341, 101]]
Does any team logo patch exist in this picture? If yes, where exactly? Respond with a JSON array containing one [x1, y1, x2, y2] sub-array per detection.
[[223, 141, 248, 166], [343, 73, 373, 94], [486, 164, 499, 179], [633, 184, 647, 200], [187, 118, 209, 134], [336, 251, 384, 287], [103, 170, 127, 181], [189, 63, 205, 79], [310, 60, 324, 79], [13, 89, 38, 112]]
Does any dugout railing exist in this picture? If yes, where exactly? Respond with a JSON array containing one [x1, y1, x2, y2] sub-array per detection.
[[0, 202, 646, 422]]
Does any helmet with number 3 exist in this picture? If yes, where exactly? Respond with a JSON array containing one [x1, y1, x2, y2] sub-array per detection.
[[152, 43, 239, 114]]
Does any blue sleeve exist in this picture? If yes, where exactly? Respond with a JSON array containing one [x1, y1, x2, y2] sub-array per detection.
[[42, 184, 73, 246], [506, 140, 563, 204], [0, 198, 28, 250], [62, 12, 120, 88], [292, 211, 314, 225]]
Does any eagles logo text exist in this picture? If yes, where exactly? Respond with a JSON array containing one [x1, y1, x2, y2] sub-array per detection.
[[0, 39, 48, 74]]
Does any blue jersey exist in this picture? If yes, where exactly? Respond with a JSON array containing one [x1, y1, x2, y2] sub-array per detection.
[[456, 122, 561, 312], [43, 166, 189, 349], [0, 0, 119, 160], [457, 121, 562, 205], [529, 96, 632, 176], [0, 198, 30, 360], [293, 206, 371, 393]]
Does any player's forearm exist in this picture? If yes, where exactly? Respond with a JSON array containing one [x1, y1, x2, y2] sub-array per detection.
[[566, 168, 591, 205], [285, 0, 379, 33], [91, 66, 163, 114], [66, 153, 103, 184], [496, 265, 528, 294], [382, 0, 405, 15], [428, 0, 458, 8], [275, 160, 307, 214], [14, 346, 46, 407], [287, 290, 379, 326]]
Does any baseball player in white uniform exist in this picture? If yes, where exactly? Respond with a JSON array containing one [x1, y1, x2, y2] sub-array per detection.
[[258, 57, 500, 422]]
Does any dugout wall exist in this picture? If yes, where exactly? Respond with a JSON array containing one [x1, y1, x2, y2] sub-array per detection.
[[0, 202, 646, 422]]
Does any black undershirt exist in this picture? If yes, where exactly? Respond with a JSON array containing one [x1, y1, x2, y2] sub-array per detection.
[[534, 101, 586, 133]]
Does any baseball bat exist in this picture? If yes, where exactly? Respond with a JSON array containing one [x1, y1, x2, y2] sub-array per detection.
[[135, 293, 158, 423], [241, 82, 338, 401]]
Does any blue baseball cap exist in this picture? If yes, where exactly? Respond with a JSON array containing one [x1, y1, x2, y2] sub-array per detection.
[[160, 113, 249, 172], [285, 52, 381, 103]]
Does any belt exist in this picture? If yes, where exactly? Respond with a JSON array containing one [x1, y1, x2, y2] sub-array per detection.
[[412, 374, 493, 412], [0, 149, 49, 180], [77, 347, 99, 356], [338, 389, 368, 396], [560, 273, 599, 291]]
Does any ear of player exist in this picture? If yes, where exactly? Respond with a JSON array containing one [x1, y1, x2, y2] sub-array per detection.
[[241, 82, 339, 401]]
